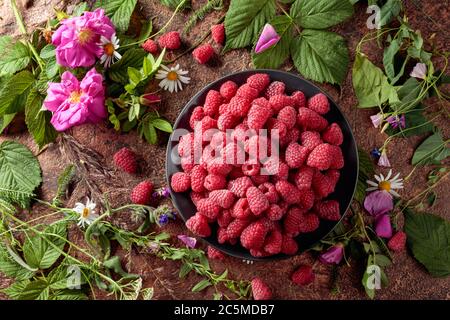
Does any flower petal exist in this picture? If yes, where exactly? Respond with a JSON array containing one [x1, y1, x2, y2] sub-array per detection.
[[255, 24, 280, 54], [364, 190, 393, 216]]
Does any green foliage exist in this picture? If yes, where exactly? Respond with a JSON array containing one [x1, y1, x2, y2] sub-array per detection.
[[53, 164, 77, 206], [108, 49, 147, 84], [160, 0, 190, 10], [93, 0, 138, 33], [355, 148, 375, 204], [0, 36, 31, 76], [184, 0, 223, 34], [411, 131, 449, 166], [0, 244, 36, 280], [0, 71, 35, 116], [0, 141, 42, 207], [290, 0, 353, 29]]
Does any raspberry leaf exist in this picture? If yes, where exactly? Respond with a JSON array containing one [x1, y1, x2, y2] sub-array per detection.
[[224, 0, 276, 51], [291, 30, 349, 85], [0, 36, 31, 77], [94, 0, 138, 33], [290, 0, 353, 29], [411, 131, 450, 166], [252, 15, 293, 69], [108, 49, 147, 84], [0, 71, 35, 116]]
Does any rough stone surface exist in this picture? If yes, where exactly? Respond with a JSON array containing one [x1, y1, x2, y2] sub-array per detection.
[[0, 0, 449, 300]]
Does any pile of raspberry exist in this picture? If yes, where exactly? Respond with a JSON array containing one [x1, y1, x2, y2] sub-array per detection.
[[170, 73, 345, 258]]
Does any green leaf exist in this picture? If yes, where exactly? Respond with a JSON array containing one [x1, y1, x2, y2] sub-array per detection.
[[138, 19, 153, 42], [291, 29, 349, 85], [144, 123, 158, 144], [0, 244, 35, 280], [71, 2, 88, 16], [108, 49, 147, 84], [355, 148, 375, 204], [103, 256, 138, 279], [224, 0, 276, 51], [2, 280, 30, 299], [362, 258, 376, 299], [25, 90, 58, 149], [93, 0, 138, 33], [45, 57, 59, 79], [374, 254, 391, 267], [17, 279, 50, 300], [426, 191, 437, 208], [383, 39, 400, 81], [0, 141, 42, 207], [23, 222, 67, 269], [405, 209, 450, 277], [39, 44, 56, 59], [391, 77, 423, 112], [0, 37, 31, 76], [0, 71, 35, 116], [252, 15, 293, 69], [53, 164, 76, 204], [160, 0, 190, 9], [128, 67, 142, 85], [379, 0, 402, 27], [0, 113, 16, 134], [191, 279, 212, 292], [151, 118, 173, 133], [290, 0, 353, 29], [179, 263, 192, 278], [49, 290, 88, 300], [411, 131, 449, 166]]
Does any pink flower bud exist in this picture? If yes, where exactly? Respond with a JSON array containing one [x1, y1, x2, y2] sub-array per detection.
[[255, 24, 280, 54], [140, 93, 161, 106], [319, 243, 344, 265], [375, 214, 393, 238]]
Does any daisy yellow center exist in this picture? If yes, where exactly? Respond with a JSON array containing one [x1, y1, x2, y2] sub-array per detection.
[[167, 71, 179, 81], [82, 207, 90, 218], [104, 43, 115, 56], [69, 91, 82, 103], [379, 181, 391, 192], [78, 28, 94, 45]]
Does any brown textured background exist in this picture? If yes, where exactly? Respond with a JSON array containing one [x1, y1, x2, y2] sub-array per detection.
[[0, 0, 449, 299]]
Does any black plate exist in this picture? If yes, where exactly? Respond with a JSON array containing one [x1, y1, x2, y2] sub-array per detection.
[[166, 69, 358, 261]]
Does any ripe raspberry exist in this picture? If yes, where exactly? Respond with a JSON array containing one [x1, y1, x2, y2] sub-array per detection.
[[247, 103, 272, 130], [285, 142, 309, 168], [315, 200, 340, 221], [217, 226, 229, 243], [242, 162, 261, 176], [329, 145, 344, 169], [247, 73, 270, 92], [245, 135, 269, 159], [283, 207, 305, 236], [322, 123, 343, 146], [192, 44, 215, 64], [301, 131, 322, 151], [227, 218, 250, 239], [275, 181, 302, 204], [218, 103, 230, 114], [190, 165, 207, 192], [130, 181, 153, 205], [246, 187, 270, 216], [294, 166, 315, 190], [209, 189, 235, 209], [200, 115, 217, 131], [307, 93, 330, 115], [250, 248, 271, 257], [189, 106, 204, 129], [297, 107, 328, 131], [204, 174, 227, 191], [219, 81, 238, 101], [291, 91, 306, 108], [181, 155, 194, 173], [284, 127, 300, 145], [281, 235, 298, 255], [240, 220, 268, 249], [228, 176, 253, 198], [210, 131, 226, 148], [312, 171, 335, 198], [217, 113, 238, 131], [171, 172, 191, 192], [388, 231, 407, 252], [307, 143, 333, 170], [197, 198, 221, 220], [258, 183, 279, 204], [264, 81, 285, 98], [229, 166, 245, 179], [178, 133, 194, 157], [269, 94, 293, 113], [291, 265, 315, 286], [325, 169, 340, 186], [141, 39, 158, 54], [232, 198, 252, 219], [158, 31, 181, 50], [222, 142, 245, 165], [186, 213, 211, 237], [277, 106, 297, 129], [266, 118, 287, 138], [264, 229, 282, 255], [251, 174, 270, 185], [236, 84, 259, 100], [266, 204, 284, 221], [298, 189, 315, 211], [252, 97, 270, 109], [211, 24, 225, 45], [113, 147, 137, 174], [207, 159, 233, 176], [251, 278, 272, 300], [191, 191, 207, 206], [218, 209, 233, 228], [207, 246, 226, 260], [204, 90, 223, 117], [228, 96, 251, 117], [298, 212, 320, 233]]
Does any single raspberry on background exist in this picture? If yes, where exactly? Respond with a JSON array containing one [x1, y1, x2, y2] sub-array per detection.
[[315, 200, 340, 221], [264, 229, 282, 255], [285, 142, 309, 168], [294, 166, 315, 190], [211, 24, 225, 45], [275, 181, 302, 204], [277, 106, 297, 129], [192, 44, 215, 64], [197, 198, 221, 220], [297, 107, 328, 131], [264, 81, 285, 98], [207, 246, 226, 260], [236, 84, 259, 100], [171, 172, 191, 192], [186, 213, 211, 237], [247, 73, 270, 92], [298, 212, 320, 233], [232, 198, 252, 219], [307, 143, 334, 170], [281, 235, 298, 255], [246, 186, 270, 216], [219, 81, 238, 100], [258, 183, 279, 204], [388, 231, 407, 252], [322, 123, 344, 146], [312, 171, 335, 198], [203, 90, 223, 117], [307, 93, 330, 115], [113, 147, 138, 174], [209, 189, 235, 209], [130, 181, 153, 205], [291, 265, 315, 286], [291, 90, 306, 108], [228, 176, 254, 198], [217, 209, 233, 228], [189, 106, 204, 129], [190, 165, 207, 193], [204, 174, 227, 191], [227, 218, 251, 239], [240, 220, 268, 250], [228, 96, 252, 117], [251, 278, 272, 300], [141, 39, 158, 54], [158, 31, 181, 50], [301, 131, 322, 151], [247, 103, 272, 130]]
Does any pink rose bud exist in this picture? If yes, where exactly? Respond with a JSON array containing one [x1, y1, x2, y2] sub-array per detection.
[[364, 190, 393, 216], [375, 214, 393, 238], [140, 93, 161, 106], [255, 24, 280, 54], [319, 243, 344, 265]]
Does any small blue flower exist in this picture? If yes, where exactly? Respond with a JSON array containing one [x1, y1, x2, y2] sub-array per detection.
[[158, 214, 169, 226], [371, 148, 381, 160]]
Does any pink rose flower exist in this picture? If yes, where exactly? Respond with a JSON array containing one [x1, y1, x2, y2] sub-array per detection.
[[363, 190, 393, 216], [255, 24, 280, 54], [44, 68, 106, 131], [53, 9, 115, 68]]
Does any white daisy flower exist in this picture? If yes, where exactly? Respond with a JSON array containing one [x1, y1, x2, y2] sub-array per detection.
[[155, 64, 190, 93], [99, 34, 122, 68], [366, 169, 404, 197], [74, 198, 99, 228]]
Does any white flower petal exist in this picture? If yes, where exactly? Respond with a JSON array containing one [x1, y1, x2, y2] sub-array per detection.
[[367, 180, 378, 187]]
